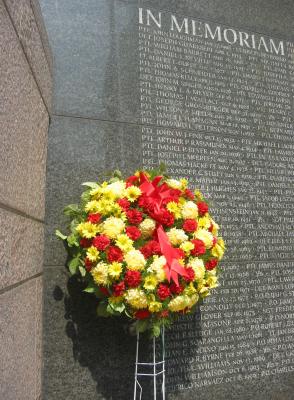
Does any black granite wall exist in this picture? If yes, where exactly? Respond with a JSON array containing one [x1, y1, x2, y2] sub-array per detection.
[[40, 1, 294, 399]]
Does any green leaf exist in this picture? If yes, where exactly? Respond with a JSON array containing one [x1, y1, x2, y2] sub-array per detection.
[[135, 320, 149, 333], [152, 324, 161, 338], [83, 282, 97, 293], [67, 233, 79, 247], [82, 182, 99, 189], [63, 204, 80, 217], [79, 266, 86, 277], [55, 229, 67, 240], [68, 257, 80, 275], [110, 302, 125, 313], [97, 302, 110, 317]]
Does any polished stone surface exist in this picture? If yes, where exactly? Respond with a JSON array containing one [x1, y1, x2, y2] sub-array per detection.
[[39, 0, 139, 121], [0, 207, 44, 290], [43, 266, 138, 400], [4, 0, 52, 110], [0, 277, 42, 400], [0, 0, 49, 220]]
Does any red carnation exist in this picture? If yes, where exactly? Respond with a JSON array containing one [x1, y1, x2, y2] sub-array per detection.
[[138, 195, 155, 213], [162, 196, 179, 206], [87, 213, 101, 224], [140, 240, 161, 259], [135, 309, 151, 319], [113, 281, 125, 297], [126, 209, 143, 225], [125, 270, 141, 287], [169, 189, 182, 198], [126, 175, 139, 187], [156, 209, 174, 227], [205, 259, 218, 271], [126, 226, 141, 240], [107, 246, 124, 262], [80, 238, 92, 248], [170, 283, 184, 295], [197, 201, 209, 215], [184, 267, 195, 283], [190, 239, 206, 256], [157, 284, 171, 300], [184, 189, 194, 200], [183, 219, 198, 233], [208, 223, 214, 232], [92, 235, 110, 250], [117, 198, 130, 211], [84, 257, 92, 272], [212, 237, 217, 246]]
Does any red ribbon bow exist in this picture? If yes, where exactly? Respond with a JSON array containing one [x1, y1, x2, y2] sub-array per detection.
[[139, 173, 190, 285]]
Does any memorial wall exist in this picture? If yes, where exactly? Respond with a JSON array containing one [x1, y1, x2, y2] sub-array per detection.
[[40, 1, 294, 399]]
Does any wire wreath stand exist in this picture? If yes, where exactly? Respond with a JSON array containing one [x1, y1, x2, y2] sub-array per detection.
[[133, 326, 166, 400]]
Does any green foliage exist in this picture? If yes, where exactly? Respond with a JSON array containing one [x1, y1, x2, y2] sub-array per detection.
[[55, 229, 67, 240], [63, 204, 81, 217], [68, 257, 81, 275], [110, 302, 125, 313], [81, 181, 99, 189]]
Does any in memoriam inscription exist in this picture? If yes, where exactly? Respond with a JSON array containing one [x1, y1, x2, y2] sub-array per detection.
[[138, 7, 294, 393]]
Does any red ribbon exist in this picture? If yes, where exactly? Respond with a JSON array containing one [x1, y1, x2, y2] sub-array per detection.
[[139, 173, 190, 286]]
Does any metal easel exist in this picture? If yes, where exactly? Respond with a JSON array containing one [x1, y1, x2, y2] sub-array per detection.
[[133, 327, 166, 400]]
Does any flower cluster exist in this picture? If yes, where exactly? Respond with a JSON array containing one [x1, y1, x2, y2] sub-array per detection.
[[57, 170, 225, 335]]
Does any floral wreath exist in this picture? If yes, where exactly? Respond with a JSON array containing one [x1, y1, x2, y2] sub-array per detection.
[[57, 168, 225, 336]]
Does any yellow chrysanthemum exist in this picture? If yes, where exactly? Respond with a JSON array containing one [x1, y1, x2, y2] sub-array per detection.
[[124, 249, 146, 271], [85, 200, 101, 213], [90, 185, 102, 199], [102, 217, 125, 239], [108, 262, 123, 280], [166, 201, 181, 219], [125, 289, 148, 309], [198, 216, 211, 229], [143, 275, 158, 291], [76, 222, 99, 238], [194, 190, 204, 200], [197, 282, 210, 297], [96, 199, 116, 216], [123, 186, 142, 202], [115, 234, 134, 253], [210, 221, 219, 235], [206, 275, 218, 289], [180, 241, 194, 255], [140, 218, 156, 239], [91, 262, 109, 285], [184, 282, 197, 296], [149, 301, 162, 313], [180, 178, 188, 190], [211, 240, 225, 260], [186, 293, 199, 308], [168, 295, 188, 312], [86, 246, 100, 262]]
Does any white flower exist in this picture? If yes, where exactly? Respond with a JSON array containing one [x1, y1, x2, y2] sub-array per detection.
[[124, 249, 146, 270], [182, 201, 198, 219], [194, 229, 214, 248], [167, 228, 188, 246]]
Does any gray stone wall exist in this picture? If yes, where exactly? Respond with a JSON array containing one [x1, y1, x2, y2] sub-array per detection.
[[40, 1, 294, 399], [0, 1, 52, 399]]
